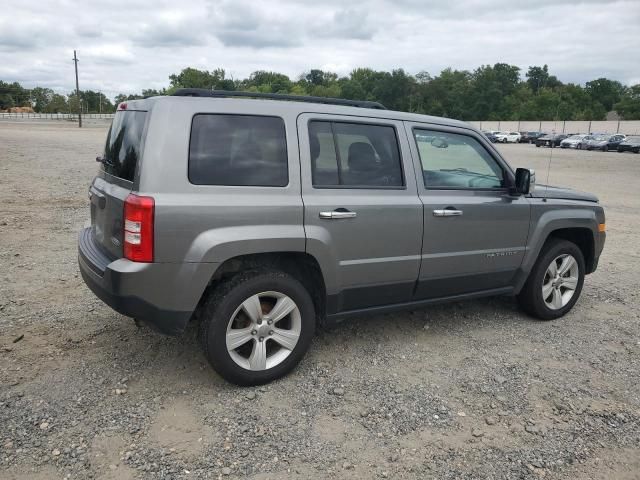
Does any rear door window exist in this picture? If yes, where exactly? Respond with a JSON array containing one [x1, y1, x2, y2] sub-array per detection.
[[308, 120, 404, 188], [102, 110, 147, 182], [189, 114, 288, 187]]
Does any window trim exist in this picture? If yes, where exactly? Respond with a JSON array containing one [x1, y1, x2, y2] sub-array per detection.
[[187, 113, 290, 188], [308, 119, 407, 190], [411, 126, 514, 192]]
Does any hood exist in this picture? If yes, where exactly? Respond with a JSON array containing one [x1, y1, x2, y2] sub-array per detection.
[[531, 185, 599, 202], [621, 139, 640, 146]]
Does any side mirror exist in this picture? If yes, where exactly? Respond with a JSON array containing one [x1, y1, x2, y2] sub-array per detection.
[[514, 168, 535, 194]]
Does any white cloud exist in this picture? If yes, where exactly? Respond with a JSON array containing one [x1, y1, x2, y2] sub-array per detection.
[[0, 0, 638, 100]]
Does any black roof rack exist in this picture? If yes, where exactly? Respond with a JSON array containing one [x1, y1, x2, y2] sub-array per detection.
[[171, 88, 386, 110]]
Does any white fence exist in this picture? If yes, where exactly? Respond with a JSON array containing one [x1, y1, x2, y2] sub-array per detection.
[[468, 120, 640, 135], [0, 113, 114, 120]]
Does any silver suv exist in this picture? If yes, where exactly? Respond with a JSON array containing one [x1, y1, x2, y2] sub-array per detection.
[[79, 90, 606, 385]]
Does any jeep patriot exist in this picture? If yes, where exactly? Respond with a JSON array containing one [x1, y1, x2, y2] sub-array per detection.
[[78, 89, 606, 385]]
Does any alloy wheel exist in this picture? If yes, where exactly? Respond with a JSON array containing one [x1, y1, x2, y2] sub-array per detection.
[[226, 291, 301, 371], [542, 254, 579, 310]]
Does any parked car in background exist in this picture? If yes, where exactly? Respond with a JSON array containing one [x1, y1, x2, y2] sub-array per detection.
[[583, 134, 626, 151], [519, 131, 546, 143], [495, 131, 522, 143], [536, 134, 568, 148], [617, 135, 640, 153], [482, 131, 498, 143], [560, 134, 588, 149]]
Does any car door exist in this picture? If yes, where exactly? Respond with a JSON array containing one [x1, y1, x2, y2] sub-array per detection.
[[298, 113, 423, 314], [404, 122, 531, 299]]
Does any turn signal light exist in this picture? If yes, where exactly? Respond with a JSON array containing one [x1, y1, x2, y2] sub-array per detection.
[[123, 194, 154, 262], [598, 223, 606, 233]]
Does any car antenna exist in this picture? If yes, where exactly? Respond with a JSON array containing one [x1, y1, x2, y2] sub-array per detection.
[[543, 127, 555, 203]]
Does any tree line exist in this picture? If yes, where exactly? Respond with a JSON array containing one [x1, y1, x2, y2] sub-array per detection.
[[2, 64, 639, 120]]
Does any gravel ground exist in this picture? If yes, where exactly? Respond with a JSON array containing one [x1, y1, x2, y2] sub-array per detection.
[[1, 122, 639, 480]]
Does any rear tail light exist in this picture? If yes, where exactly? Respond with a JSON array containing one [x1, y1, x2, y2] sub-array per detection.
[[123, 194, 154, 262]]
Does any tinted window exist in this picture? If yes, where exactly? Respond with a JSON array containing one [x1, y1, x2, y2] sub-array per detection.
[[189, 114, 288, 186], [102, 111, 146, 182], [309, 121, 403, 188], [413, 129, 504, 189]]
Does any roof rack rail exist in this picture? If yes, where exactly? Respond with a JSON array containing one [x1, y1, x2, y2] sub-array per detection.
[[171, 88, 386, 110]]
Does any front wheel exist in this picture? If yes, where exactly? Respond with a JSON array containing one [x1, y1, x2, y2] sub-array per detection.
[[198, 271, 315, 385], [517, 239, 585, 320]]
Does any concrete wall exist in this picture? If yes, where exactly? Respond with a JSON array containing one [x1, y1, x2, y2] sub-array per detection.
[[468, 120, 640, 135]]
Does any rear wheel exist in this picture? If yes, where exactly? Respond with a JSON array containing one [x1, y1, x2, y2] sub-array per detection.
[[198, 270, 315, 385], [517, 239, 585, 320]]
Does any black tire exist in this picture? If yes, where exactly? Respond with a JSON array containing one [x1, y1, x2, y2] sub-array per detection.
[[535, 143, 540, 148], [198, 270, 315, 386], [635, 147, 640, 154], [517, 239, 585, 320]]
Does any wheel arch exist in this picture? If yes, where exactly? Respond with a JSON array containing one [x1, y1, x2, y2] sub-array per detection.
[[514, 209, 599, 293], [196, 252, 328, 327]]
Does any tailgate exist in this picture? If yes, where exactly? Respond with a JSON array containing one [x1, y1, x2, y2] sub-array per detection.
[[91, 109, 147, 259]]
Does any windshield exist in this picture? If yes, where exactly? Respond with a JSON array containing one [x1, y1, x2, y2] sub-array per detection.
[[568, 135, 584, 139], [102, 110, 147, 182]]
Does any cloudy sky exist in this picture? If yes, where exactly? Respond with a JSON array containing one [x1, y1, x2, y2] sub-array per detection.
[[1, 0, 639, 100]]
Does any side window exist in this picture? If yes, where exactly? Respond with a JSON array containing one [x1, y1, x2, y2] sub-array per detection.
[[413, 129, 505, 189], [308, 121, 404, 188], [189, 114, 288, 186]]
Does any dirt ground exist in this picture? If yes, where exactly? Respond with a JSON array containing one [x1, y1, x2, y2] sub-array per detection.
[[1, 122, 639, 480]]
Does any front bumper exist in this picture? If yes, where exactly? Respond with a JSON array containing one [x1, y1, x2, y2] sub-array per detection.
[[78, 228, 210, 335]]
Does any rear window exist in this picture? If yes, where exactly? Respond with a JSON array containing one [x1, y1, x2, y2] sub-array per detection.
[[189, 114, 288, 187], [102, 110, 146, 182]]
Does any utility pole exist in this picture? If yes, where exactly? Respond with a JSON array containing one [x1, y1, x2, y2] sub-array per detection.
[[73, 50, 82, 128]]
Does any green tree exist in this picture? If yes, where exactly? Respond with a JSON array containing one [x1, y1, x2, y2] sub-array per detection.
[[168, 67, 227, 90], [614, 84, 640, 119], [30, 87, 54, 112], [45, 94, 68, 113], [585, 78, 626, 112], [525, 65, 561, 94], [244, 71, 292, 93]]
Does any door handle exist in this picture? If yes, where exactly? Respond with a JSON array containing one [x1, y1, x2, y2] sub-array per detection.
[[319, 210, 357, 219], [433, 208, 463, 217]]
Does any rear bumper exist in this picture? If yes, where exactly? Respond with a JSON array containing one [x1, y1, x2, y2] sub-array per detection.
[[78, 228, 213, 335]]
